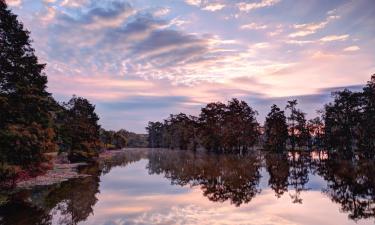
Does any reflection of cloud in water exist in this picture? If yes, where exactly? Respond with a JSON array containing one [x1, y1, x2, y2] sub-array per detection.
[[83, 187, 373, 225], [80, 152, 374, 225]]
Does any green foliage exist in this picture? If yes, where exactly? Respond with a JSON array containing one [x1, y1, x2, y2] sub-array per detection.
[[60, 96, 101, 162], [0, 1, 55, 168]]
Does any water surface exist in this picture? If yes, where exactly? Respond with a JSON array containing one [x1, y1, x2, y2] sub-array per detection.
[[1, 149, 374, 225]]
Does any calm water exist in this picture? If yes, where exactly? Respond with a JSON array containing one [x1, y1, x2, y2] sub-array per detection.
[[1, 148, 375, 225]]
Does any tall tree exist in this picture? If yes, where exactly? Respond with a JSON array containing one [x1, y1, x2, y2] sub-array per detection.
[[0, 1, 55, 167], [199, 102, 226, 151], [286, 100, 298, 150], [146, 121, 165, 148], [264, 104, 288, 151], [222, 98, 259, 152], [61, 96, 101, 162], [324, 89, 362, 152], [307, 116, 325, 149], [294, 109, 309, 149], [360, 74, 375, 153]]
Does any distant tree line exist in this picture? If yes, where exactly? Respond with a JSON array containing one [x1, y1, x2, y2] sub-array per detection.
[[0, 2, 138, 185], [99, 129, 148, 150], [147, 75, 375, 156]]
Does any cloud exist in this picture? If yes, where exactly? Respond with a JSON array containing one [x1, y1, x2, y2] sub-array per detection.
[[5, 0, 22, 7], [343, 45, 360, 52], [237, 0, 281, 12], [240, 22, 267, 30], [60, 0, 88, 8], [184, 0, 201, 7], [319, 34, 349, 42], [288, 15, 339, 38], [202, 3, 226, 11], [153, 7, 170, 17]]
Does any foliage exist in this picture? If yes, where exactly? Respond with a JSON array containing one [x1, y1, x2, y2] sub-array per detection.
[[146, 98, 259, 152], [0, 1, 55, 168], [60, 96, 101, 162], [323, 76, 375, 155], [264, 104, 288, 151]]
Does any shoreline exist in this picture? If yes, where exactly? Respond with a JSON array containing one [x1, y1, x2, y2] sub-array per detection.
[[14, 150, 126, 190]]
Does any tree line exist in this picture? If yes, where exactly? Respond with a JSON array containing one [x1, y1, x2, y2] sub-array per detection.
[[146, 75, 375, 155], [0, 1, 139, 184]]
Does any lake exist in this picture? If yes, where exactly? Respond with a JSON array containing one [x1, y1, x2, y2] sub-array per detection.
[[1, 148, 374, 225]]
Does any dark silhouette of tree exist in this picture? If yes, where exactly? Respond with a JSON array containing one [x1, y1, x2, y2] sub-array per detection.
[[285, 100, 309, 150], [294, 109, 309, 149], [286, 100, 298, 150], [198, 101, 226, 151], [324, 89, 362, 153], [146, 98, 259, 152], [0, 0, 55, 168], [265, 152, 290, 198], [221, 98, 259, 152], [264, 104, 288, 151], [146, 121, 165, 148], [359, 74, 375, 154], [60, 96, 101, 162]]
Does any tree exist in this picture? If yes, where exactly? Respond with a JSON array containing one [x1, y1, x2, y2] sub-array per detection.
[[324, 89, 362, 153], [198, 102, 226, 151], [359, 74, 375, 153], [264, 104, 288, 151], [146, 121, 165, 148], [222, 98, 259, 152], [294, 109, 309, 149], [307, 116, 324, 149], [61, 96, 101, 162], [0, 1, 55, 168], [286, 100, 298, 150]]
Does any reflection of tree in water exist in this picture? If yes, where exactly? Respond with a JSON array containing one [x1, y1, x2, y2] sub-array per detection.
[[100, 149, 147, 175], [0, 165, 101, 225], [265, 152, 289, 198], [315, 154, 375, 222], [287, 152, 311, 203], [147, 150, 262, 206], [265, 151, 311, 203]]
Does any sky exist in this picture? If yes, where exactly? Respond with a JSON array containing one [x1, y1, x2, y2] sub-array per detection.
[[5, 0, 375, 133]]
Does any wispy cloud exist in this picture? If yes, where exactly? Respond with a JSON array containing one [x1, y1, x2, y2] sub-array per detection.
[[289, 15, 339, 38], [202, 3, 225, 11], [60, 0, 88, 8], [184, 0, 201, 7], [320, 34, 349, 42], [153, 7, 170, 17], [343, 45, 360, 52], [237, 0, 281, 12], [240, 22, 267, 30]]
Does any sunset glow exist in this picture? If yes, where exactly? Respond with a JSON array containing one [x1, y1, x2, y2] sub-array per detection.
[[7, 0, 375, 132]]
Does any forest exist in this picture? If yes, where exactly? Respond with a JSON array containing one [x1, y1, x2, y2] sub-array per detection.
[[147, 75, 375, 156]]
